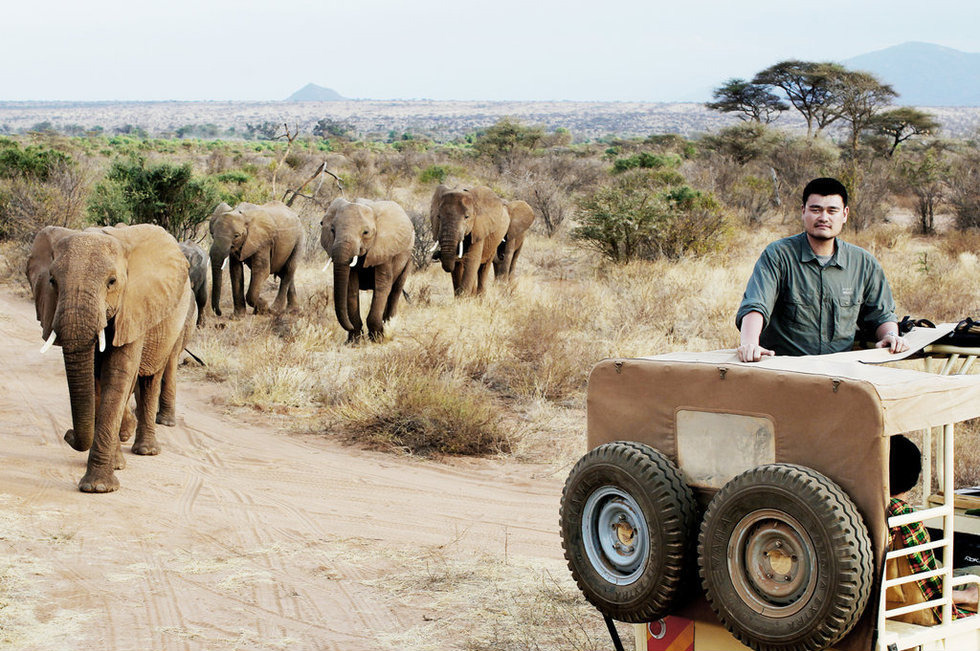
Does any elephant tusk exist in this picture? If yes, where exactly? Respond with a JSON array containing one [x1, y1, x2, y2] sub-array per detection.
[[322, 259, 332, 272], [39, 331, 56, 354], [221, 256, 229, 270], [428, 241, 439, 254], [349, 255, 358, 268], [98, 329, 106, 352], [457, 241, 464, 259]]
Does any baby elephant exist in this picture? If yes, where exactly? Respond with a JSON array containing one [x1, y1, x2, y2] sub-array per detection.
[[179, 241, 209, 327], [321, 198, 415, 342]]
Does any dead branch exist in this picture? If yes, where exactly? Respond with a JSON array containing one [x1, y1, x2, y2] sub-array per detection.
[[282, 161, 346, 207]]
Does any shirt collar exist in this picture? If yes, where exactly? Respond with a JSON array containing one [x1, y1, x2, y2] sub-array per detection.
[[798, 233, 847, 269]]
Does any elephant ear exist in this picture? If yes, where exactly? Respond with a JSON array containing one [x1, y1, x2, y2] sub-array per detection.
[[364, 201, 415, 268], [429, 185, 449, 235], [26, 226, 75, 340], [321, 197, 347, 255], [110, 224, 189, 346], [467, 188, 506, 242], [239, 209, 276, 260]]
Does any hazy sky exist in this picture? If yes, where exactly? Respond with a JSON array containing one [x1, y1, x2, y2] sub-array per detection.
[[4, 0, 979, 102]]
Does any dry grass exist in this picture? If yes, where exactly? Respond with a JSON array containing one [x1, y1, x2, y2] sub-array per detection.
[[368, 544, 633, 651]]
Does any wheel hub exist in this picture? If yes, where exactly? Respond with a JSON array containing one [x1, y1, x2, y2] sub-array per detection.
[[582, 486, 650, 585], [728, 509, 817, 616]]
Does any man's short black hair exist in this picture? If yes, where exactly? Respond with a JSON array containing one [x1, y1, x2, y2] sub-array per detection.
[[802, 177, 849, 207], [890, 434, 922, 496]]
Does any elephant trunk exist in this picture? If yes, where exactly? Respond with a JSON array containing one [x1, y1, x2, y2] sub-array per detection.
[[210, 243, 228, 315], [332, 241, 356, 332], [439, 226, 460, 273], [62, 342, 96, 452]]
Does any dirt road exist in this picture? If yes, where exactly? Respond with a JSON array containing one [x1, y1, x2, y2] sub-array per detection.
[[0, 286, 568, 650]]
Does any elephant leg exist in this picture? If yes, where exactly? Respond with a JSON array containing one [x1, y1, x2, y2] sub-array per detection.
[[230, 260, 247, 317], [247, 256, 271, 314], [508, 243, 523, 278], [133, 372, 164, 456], [476, 261, 494, 295], [119, 399, 136, 442], [460, 246, 482, 295], [155, 343, 180, 427], [384, 263, 409, 321], [346, 268, 363, 341], [366, 265, 392, 341], [286, 281, 298, 312], [451, 263, 464, 295], [194, 284, 207, 327], [79, 355, 139, 493]]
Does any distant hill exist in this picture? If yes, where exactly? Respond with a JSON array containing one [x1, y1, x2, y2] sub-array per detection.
[[286, 84, 346, 102], [843, 42, 980, 107]]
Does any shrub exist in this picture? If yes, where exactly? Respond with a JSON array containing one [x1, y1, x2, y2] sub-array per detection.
[[572, 173, 729, 262], [612, 152, 681, 173], [87, 157, 220, 241], [0, 142, 72, 181], [418, 164, 464, 185]]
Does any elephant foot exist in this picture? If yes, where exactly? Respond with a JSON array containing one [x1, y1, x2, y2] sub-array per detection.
[[345, 330, 364, 345], [114, 448, 127, 470], [156, 409, 176, 427], [64, 429, 91, 452], [214, 307, 222, 317], [232, 308, 246, 319], [368, 330, 386, 343], [132, 434, 161, 456], [120, 409, 136, 442], [78, 470, 120, 493]]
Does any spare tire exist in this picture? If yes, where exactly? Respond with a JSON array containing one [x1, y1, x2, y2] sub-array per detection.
[[560, 441, 697, 622], [698, 464, 873, 651]]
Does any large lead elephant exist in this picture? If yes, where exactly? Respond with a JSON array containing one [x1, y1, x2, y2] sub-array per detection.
[[27, 224, 194, 493], [209, 201, 304, 317], [321, 197, 414, 342], [430, 185, 509, 296], [494, 200, 535, 281]]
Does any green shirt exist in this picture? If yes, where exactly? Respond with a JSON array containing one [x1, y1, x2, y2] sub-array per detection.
[[736, 233, 898, 356]]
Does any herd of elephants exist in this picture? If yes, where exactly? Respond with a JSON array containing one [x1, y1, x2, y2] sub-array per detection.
[[25, 185, 536, 493]]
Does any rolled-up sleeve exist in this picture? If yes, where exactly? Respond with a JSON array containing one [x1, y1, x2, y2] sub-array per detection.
[[736, 246, 781, 330]]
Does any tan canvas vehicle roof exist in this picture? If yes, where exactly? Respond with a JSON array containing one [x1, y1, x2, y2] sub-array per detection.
[[585, 324, 980, 651]]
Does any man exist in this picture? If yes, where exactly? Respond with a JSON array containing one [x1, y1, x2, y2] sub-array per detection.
[[736, 177, 909, 362]]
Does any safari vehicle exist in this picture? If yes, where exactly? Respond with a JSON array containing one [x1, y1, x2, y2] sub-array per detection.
[[560, 323, 980, 651]]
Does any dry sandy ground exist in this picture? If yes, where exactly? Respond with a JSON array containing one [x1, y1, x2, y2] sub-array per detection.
[[0, 286, 569, 650]]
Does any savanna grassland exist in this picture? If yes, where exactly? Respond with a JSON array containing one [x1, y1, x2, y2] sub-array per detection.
[[1, 116, 979, 650]]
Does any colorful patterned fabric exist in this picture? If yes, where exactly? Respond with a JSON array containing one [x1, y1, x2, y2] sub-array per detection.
[[888, 496, 972, 619]]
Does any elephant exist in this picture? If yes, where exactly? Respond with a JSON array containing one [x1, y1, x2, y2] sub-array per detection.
[[494, 200, 535, 281], [209, 201, 304, 317], [179, 241, 209, 327], [321, 197, 414, 342], [26, 224, 194, 493], [429, 185, 509, 296]]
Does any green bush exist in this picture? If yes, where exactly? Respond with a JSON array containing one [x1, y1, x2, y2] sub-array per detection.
[[572, 173, 729, 262], [612, 152, 681, 173], [87, 157, 220, 241], [418, 164, 463, 185], [0, 143, 72, 181]]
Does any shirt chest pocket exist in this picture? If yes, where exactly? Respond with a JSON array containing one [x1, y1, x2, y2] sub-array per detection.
[[833, 298, 862, 341], [780, 298, 818, 330]]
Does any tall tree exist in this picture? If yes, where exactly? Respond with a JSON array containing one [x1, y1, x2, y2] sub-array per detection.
[[834, 70, 897, 155], [870, 107, 941, 156], [705, 79, 789, 123], [752, 60, 847, 138]]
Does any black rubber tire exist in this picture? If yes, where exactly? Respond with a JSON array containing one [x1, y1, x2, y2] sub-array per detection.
[[560, 441, 697, 622], [698, 464, 874, 651]]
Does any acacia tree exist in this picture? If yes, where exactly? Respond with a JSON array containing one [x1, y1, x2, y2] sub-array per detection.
[[870, 107, 941, 156], [898, 149, 950, 235], [834, 71, 897, 155], [705, 79, 789, 123], [753, 60, 847, 138]]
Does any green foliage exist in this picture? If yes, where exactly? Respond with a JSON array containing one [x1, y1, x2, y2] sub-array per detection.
[[612, 152, 681, 173], [87, 157, 220, 240], [705, 78, 789, 123], [0, 142, 72, 181], [418, 164, 464, 185], [313, 118, 354, 140], [472, 118, 545, 166], [215, 170, 251, 184], [572, 172, 729, 262]]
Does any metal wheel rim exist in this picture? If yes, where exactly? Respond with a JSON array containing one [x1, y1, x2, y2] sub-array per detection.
[[581, 486, 650, 585], [727, 508, 817, 617]]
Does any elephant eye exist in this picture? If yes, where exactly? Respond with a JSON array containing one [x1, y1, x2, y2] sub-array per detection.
[[107, 277, 117, 287], [330, 226, 335, 235], [49, 277, 56, 287], [362, 229, 369, 235], [464, 214, 470, 220]]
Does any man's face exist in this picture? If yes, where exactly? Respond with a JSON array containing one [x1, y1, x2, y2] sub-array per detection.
[[802, 193, 848, 241]]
